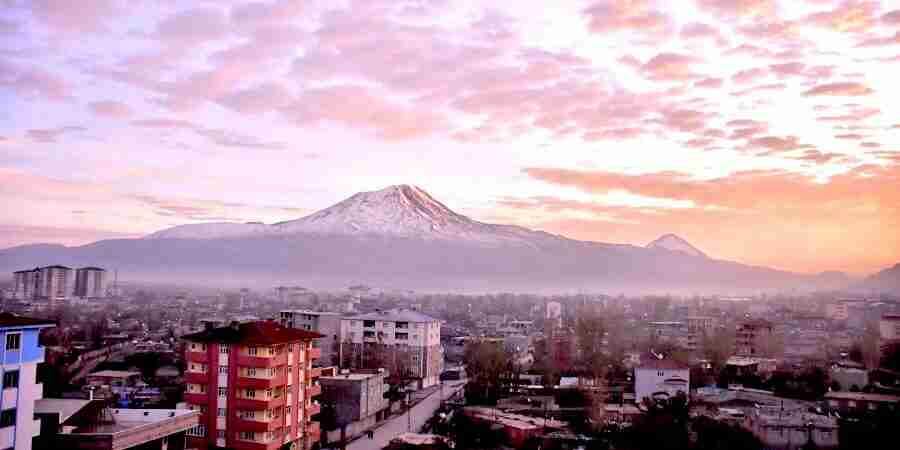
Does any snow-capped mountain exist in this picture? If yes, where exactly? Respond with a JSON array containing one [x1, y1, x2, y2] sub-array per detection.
[[646, 233, 708, 258], [146, 185, 558, 246]]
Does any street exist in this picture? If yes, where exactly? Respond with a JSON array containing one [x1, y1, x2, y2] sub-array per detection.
[[346, 381, 465, 450]]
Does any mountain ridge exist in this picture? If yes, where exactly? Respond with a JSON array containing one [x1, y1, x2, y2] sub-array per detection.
[[0, 185, 891, 293]]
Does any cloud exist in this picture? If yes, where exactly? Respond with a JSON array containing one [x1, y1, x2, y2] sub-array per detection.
[[217, 82, 295, 114], [0, 60, 72, 101], [154, 7, 230, 46], [680, 22, 720, 40], [696, 0, 776, 18], [731, 67, 767, 84], [694, 77, 723, 88], [883, 10, 900, 24], [583, 1, 672, 36], [803, 82, 873, 96], [805, 0, 879, 33], [27, 126, 86, 143], [856, 31, 900, 47], [27, 0, 125, 33], [769, 62, 806, 77], [88, 100, 132, 118], [641, 53, 698, 80], [748, 135, 808, 152]]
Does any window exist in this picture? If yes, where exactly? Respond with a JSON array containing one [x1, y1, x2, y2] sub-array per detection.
[[240, 410, 255, 419], [216, 430, 226, 439], [218, 387, 227, 397], [0, 409, 15, 428], [245, 389, 255, 398], [239, 431, 255, 441], [658, 371, 664, 376], [266, 388, 273, 398], [217, 408, 226, 417], [219, 344, 229, 354], [188, 425, 206, 437], [5, 333, 20, 351], [248, 346, 258, 356], [2, 371, 19, 389], [363, 320, 376, 328], [285, 406, 291, 416], [397, 321, 408, 329], [219, 365, 228, 374], [395, 333, 408, 340], [246, 367, 257, 377]]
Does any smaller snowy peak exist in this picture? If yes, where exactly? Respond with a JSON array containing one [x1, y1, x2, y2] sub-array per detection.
[[144, 222, 271, 239], [646, 233, 708, 258]]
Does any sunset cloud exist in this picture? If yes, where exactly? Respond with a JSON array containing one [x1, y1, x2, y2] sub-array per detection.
[[803, 82, 874, 96]]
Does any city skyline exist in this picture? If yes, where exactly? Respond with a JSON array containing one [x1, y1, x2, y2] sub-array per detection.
[[2, 0, 899, 274]]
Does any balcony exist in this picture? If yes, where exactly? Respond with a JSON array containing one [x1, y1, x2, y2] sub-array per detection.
[[235, 373, 287, 390], [234, 417, 283, 433], [309, 348, 321, 361], [233, 397, 270, 410], [237, 354, 287, 368], [309, 367, 322, 378], [186, 351, 209, 364], [306, 421, 321, 441], [307, 384, 321, 398], [183, 392, 208, 405], [184, 372, 209, 384], [306, 402, 321, 417]]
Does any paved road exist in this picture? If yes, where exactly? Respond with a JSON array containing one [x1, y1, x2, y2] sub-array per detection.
[[347, 381, 465, 450]]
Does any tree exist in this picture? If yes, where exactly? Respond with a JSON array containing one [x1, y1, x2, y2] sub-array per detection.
[[880, 342, 900, 371], [464, 340, 510, 404]]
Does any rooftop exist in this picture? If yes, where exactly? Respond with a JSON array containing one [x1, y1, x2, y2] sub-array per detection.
[[88, 370, 141, 379], [638, 355, 690, 370], [182, 320, 323, 344], [78, 267, 106, 271], [0, 312, 57, 329], [346, 308, 439, 323], [34, 398, 92, 423], [281, 310, 342, 316], [825, 391, 900, 402]]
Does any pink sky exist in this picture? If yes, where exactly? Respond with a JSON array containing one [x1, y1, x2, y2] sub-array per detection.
[[1, 0, 898, 274]]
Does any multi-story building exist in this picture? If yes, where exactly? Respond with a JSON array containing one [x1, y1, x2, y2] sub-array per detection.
[[735, 319, 775, 357], [280, 311, 341, 366], [634, 355, 690, 403], [339, 309, 443, 389], [36, 266, 71, 303], [73, 267, 106, 299], [319, 370, 389, 441], [12, 270, 40, 301], [181, 320, 323, 450], [0, 313, 57, 450]]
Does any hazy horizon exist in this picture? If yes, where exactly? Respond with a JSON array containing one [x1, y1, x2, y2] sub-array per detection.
[[2, 1, 899, 275]]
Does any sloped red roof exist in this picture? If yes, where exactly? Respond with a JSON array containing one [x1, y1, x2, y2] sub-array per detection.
[[182, 320, 322, 345]]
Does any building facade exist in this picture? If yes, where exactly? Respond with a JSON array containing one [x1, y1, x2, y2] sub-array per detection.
[[634, 356, 690, 404], [319, 370, 388, 442], [11, 270, 40, 301], [339, 309, 443, 389], [36, 266, 71, 303], [182, 320, 323, 450], [735, 319, 775, 357], [73, 267, 106, 299], [280, 311, 341, 366], [0, 313, 56, 450]]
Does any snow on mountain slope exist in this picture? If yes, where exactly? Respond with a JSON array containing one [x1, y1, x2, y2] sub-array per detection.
[[145, 185, 559, 246], [646, 234, 708, 258]]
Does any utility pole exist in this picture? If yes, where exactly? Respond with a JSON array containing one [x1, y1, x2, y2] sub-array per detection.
[[407, 390, 412, 431]]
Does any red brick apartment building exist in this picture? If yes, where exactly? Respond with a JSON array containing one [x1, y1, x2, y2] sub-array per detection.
[[182, 320, 324, 450]]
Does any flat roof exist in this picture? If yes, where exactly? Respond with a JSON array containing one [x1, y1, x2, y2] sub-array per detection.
[[87, 370, 141, 378], [321, 373, 384, 381], [345, 308, 438, 323], [34, 399, 92, 423], [281, 310, 341, 316], [182, 320, 323, 344], [825, 392, 900, 402]]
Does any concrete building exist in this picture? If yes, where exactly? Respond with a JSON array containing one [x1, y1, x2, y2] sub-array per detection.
[[743, 407, 838, 450], [824, 391, 900, 415], [33, 399, 198, 450], [634, 355, 690, 404], [735, 319, 775, 357], [339, 309, 443, 389], [73, 267, 106, 299], [11, 270, 40, 301], [319, 370, 388, 442], [181, 320, 323, 450], [36, 266, 71, 303], [0, 313, 57, 450], [280, 311, 341, 366]]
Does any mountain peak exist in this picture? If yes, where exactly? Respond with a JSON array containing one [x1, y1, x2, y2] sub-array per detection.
[[646, 233, 708, 258]]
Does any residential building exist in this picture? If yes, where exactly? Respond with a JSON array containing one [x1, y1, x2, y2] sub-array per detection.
[[735, 319, 775, 357], [33, 399, 198, 450], [36, 266, 71, 303], [743, 407, 838, 450], [647, 321, 689, 349], [339, 309, 443, 389], [280, 311, 341, 366], [319, 370, 388, 442], [73, 267, 106, 299], [824, 392, 900, 415], [85, 370, 142, 396], [829, 364, 868, 392], [0, 313, 57, 450], [634, 355, 690, 403], [181, 320, 323, 450], [11, 270, 40, 301]]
